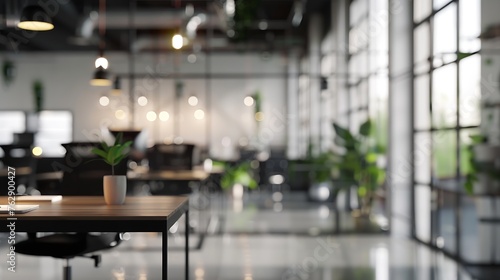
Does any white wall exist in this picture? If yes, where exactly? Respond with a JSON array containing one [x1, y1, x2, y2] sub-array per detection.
[[0, 52, 287, 159]]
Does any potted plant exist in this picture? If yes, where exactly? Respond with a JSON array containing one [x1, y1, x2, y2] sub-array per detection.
[[465, 134, 500, 218], [221, 161, 258, 199], [304, 145, 335, 202], [91, 133, 132, 205], [331, 120, 386, 217]]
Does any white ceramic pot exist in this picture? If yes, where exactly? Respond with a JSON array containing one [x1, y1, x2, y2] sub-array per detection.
[[103, 175, 127, 205], [308, 181, 333, 202], [473, 144, 494, 162]]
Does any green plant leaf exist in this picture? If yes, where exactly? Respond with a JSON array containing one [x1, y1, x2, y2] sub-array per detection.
[[114, 132, 123, 146], [107, 146, 120, 165], [333, 123, 353, 141], [469, 134, 486, 144], [91, 148, 108, 160], [359, 120, 372, 137], [101, 141, 110, 152]]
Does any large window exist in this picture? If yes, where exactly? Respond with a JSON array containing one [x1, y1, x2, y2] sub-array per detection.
[[347, 0, 388, 146], [412, 0, 481, 262], [36, 111, 73, 157], [345, 0, 389, 218], [0, 111, 72, 158]]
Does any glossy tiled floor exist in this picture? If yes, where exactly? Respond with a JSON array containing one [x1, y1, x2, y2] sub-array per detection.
[[0, 192, 477, 280]]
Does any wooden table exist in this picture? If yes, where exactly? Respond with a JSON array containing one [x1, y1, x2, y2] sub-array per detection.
[[4, 168, 211, 182], [127, 168, 210, 181], [0, 196, 189, 280], [0, 167, 32, 177]]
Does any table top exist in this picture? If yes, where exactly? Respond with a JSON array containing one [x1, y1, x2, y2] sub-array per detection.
[[0, 167, 32, 177], [128, 169, 210, 181], [1, 167, 212, 181], [0, 196, 189, 221]]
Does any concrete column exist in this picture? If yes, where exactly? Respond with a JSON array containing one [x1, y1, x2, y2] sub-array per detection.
[[287, 49, 300, 159], [388, 0, 413, 237], [334, 0, 349, 127], [308, 14, 322, 155]]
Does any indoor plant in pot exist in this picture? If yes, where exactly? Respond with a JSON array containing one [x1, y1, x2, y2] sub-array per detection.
[[331, 120, 386, 217], [91, 133, 132, 205], [304, 145, 335, 202], [221, 161, 258, 199]]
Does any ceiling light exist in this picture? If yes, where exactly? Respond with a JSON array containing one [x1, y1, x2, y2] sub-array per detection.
[[255, 111, 264, 122], [111, 77, 122, 95], [95, 56, 109, 69], [188, 96, 198, 106], [172, 34, 183, 50], [194, 109, 205, 120], [225, 0, 235, 17], [244, 96, 254, 106], [159, 111, 170, 121], [17, 6, 54, 31], [115, 109, 126, 120], [138, 96, 148, 106], [146, 111, 157, 121], [99, 96, 110, 106], [90, 67, 111, 86], [258, 20, 268, 30], [187, 54, 197, 63], [32, 146, 43, 157]]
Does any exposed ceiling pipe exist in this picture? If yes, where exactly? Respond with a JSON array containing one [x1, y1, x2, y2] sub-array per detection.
[[102, 9, 222, 30]]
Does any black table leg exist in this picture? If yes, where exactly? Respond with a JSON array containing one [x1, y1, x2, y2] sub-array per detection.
[[185, 210, 189, 280], [163, 230, 168, 280]]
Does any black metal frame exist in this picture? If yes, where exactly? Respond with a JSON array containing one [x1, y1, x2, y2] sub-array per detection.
[[411, 0, 490, 274]]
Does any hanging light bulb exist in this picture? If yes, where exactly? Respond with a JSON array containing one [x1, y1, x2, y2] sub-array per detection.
[[188, 95, 198, 106], [95, 56, 109, 69], [194, 109, 205, 120], [244, 96, 254, 106], [172, 34, 183, 50]]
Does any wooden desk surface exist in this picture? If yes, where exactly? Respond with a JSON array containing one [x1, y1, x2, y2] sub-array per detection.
[[0, 167, 32, 177], [127, 169, 210, 181], [0, 196, 188, 221]]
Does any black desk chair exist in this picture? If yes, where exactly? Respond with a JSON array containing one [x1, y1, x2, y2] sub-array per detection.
[[16, 232, 122, 280], [147, 143, 195, 171], [0, 144, 37, 195], [16, 149, 128, 280], [146, 143, 196, 195]]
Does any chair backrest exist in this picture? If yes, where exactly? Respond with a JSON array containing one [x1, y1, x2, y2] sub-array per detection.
[[61, 142, 128, 196], [147, 144, 195, 171]]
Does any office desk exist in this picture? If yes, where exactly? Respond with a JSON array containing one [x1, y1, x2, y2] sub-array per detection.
[[127, 168, 210, 181], [2, 169, 211, 182], [0, 167, 32, 177], [0, 196, 189, 280]]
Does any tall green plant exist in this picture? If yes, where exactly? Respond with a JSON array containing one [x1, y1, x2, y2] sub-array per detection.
[[332, 120, 386, 214], [221, 161, 258, 190], [91, 133, 132, 175], [305, 144, 334, 183]]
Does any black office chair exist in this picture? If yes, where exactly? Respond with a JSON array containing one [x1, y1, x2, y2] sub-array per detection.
[[147, 143, 195, 171], [16, 232, 123, 280], [0, 144, 37, 195], [15, 144, 127, 280], [146, 143, 196, 195]]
